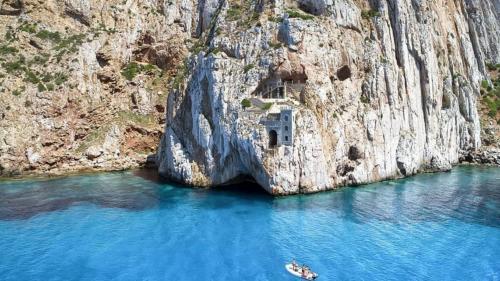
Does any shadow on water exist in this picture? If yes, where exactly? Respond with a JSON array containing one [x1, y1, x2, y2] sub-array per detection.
[[0, 170, 163, 220], [0, 167, 499, 227]]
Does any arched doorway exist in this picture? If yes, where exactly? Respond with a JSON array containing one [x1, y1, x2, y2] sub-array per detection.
[[269, 130, 278, 147]]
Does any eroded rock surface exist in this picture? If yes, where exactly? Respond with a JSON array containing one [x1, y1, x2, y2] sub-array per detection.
[[0, 0, 498, 194], [156, 0, 499, 194], [0, 0, 193, 176]]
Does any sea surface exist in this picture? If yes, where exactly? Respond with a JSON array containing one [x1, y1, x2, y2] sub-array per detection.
[[0, 166, 499, 281]]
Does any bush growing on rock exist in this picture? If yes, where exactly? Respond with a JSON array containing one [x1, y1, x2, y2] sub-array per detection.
[[241, 99, 251, 109], [36, 30, 62, 43], [286, 9, 314, 20], [121, 62, 142, 81], [0, 45, 18, 55], [37, 82, 46, 92], [485, 62, 499, 71], [226, 5, 241, 21], [244, 64, 255, 73], [361, 10, 381, 19], [261, 102, 273, 110]]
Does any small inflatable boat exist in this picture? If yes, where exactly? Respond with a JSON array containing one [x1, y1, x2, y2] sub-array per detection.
[[285, 263, 318, 280]]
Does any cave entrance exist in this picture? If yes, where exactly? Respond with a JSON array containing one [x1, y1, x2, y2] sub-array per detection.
[[269, 130, 278, 147], [213, 178, 271, 196]]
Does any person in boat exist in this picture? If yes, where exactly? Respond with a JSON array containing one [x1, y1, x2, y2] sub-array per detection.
[[291, 260, 298, 271], [301, 265, 309, 278]]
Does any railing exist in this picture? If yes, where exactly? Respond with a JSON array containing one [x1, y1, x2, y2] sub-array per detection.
[[259, 80, 306, 99]]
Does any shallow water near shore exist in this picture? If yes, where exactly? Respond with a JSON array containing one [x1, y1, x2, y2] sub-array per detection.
[[0, 166, 499, 281]]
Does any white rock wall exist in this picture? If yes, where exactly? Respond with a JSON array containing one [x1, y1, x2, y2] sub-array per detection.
[[157, 0, 499, 194]]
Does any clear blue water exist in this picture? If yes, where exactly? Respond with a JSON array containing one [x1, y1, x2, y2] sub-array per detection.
[[0, 166, 499, 281]]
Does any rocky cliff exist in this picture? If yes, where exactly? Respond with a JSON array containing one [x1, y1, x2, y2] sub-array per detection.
[[0, 0, 498, 194], [0, 0, 191, 175], [156, 0, 500, 194]]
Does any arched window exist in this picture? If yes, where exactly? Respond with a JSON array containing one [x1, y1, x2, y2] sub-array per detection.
[[284, 115, 288, 121], [285, 136, 289, 141]]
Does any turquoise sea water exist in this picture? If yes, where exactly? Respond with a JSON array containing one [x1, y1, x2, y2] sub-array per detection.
[[0, 166, 499, 281]]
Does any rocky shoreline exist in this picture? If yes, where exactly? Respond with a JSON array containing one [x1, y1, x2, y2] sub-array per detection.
[[460, 147, 500, 166]]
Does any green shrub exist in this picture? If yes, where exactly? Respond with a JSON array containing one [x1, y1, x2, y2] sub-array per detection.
[[121, 62, 141, 80], [19, 22, 37, 34], [241, 98, 251, 108], [54, 72, 68, 85], [46, 83, 55, 91], [361, 9, 381, 19], [269, 16, 283, 23], [0, 45, 18, 55], [484, 96, 499, 117], [481, 80, 489, 88], [30, 54, 50, 65], [206, 47, 220, 56], [5, 29, 14, 41], [37, 82, 46, 92], [116, 111, 156, 127], [12, 89, 21, 96], [261, 102, 273, 110], [54, 34, 86, 51], [2, 61, 25, 74], [244, 63, 255, 73], [360, 95, 370, 103], [36, 30, 62, 43], [42, 73, 53, 83], [269, 41, 282, 49], [24, 69, 40, 84], [56, 49, 66, 62], [286, 9, 314, 20], [172, 60, 189, 89], [485, 62, 498, 71], [190, 40, 205, 54], [226, 6, 242, 21], [121, 62, 159, 80]]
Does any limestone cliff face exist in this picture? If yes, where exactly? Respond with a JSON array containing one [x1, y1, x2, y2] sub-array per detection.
[[1, 0, 498, 189], [157, 0, 499, 194]]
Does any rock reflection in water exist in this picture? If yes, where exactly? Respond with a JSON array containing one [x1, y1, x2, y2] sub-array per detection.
[[0, 171, 161, 220], [0, 167, 498, 228], [271, 167, 500, 228]]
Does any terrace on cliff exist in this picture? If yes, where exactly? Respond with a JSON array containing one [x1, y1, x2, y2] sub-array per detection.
[[240, 78, 305, 149]]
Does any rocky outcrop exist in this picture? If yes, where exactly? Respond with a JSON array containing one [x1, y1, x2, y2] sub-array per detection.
[[0, 0, 498, 192], [461, 148, 500, 165], [0, 0, 195, 176], [157, 0, 499, 194]]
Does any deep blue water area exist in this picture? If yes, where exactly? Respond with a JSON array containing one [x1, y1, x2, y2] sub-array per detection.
[[0, 166, 499, 281]]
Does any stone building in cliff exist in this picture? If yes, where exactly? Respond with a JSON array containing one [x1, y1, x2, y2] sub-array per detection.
[[260, 107, 293, 148]]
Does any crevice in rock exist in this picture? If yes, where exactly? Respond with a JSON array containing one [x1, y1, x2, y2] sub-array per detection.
[[200, 76, 215, 130], [65, 9, 90, 26], [442, 92, 451, 109], [386, 0, 402, 67]]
